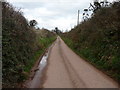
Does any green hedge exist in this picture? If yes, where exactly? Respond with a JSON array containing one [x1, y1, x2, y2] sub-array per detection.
[[61, 2, 120, 83], [2, 2, 56, 88]]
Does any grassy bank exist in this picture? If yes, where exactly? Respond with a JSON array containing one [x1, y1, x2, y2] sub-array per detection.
[[24, 36, 56, 73], [62, 37, 120, 83], [61, 2, 120, 83], [2, 1, 56, 88]]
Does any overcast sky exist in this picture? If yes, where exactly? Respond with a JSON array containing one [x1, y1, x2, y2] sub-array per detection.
[[7, 0, 115, 31]]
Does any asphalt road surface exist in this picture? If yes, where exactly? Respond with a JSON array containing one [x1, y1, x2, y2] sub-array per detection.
[[42, 37, 119, 88], [27, 36, 119, 88]]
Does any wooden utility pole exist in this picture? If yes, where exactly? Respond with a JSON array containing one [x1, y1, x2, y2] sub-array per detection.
[[77, 10, 80, 25]]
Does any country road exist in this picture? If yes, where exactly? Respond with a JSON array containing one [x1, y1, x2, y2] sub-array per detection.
[[42, 37, 119, 88], [26, 36, 119, 88]]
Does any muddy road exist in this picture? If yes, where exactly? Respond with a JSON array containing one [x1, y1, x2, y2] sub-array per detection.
[[26, 37, 119, 88]]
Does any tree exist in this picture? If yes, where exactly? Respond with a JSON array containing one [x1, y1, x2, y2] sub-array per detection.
[[29, 20, 37, 27], [54, 27, 62, 34]]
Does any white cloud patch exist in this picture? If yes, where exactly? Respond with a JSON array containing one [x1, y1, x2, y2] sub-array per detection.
[[7, 0, 115, 31]]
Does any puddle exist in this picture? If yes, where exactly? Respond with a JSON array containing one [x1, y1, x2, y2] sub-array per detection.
[[39, 53, 48, 71], [24, 42, 55, 88], [27, 50, 49, 88]]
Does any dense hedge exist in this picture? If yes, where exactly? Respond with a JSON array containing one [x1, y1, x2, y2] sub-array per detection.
[[62, 2, 120, 83], [2, 2, 37, 87], [2, 2, 56, 87]]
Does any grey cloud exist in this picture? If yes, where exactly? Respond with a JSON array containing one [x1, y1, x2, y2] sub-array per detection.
[[8, 0, 114, 31]]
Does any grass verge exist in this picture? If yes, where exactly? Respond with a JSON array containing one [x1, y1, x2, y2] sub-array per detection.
[[21, 36, 56, 84], [62, 37, 120, 83]]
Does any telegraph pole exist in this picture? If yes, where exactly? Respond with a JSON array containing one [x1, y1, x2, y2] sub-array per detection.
[[77, 10, 80, 25]]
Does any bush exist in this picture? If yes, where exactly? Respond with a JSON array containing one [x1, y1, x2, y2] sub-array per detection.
[[2, 2, 37, 87], [62, 2, 120, 83], [2, 2, 56, 87]]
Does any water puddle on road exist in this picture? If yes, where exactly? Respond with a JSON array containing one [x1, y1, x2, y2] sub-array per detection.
[[39, 52, 48, 72], [23, 42, 55, 88], [26, 50, 49, 88]]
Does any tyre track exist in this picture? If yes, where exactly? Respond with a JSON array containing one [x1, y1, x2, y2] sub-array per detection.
[[42, 36, 119, 88], [58, 38, 87, 88]]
